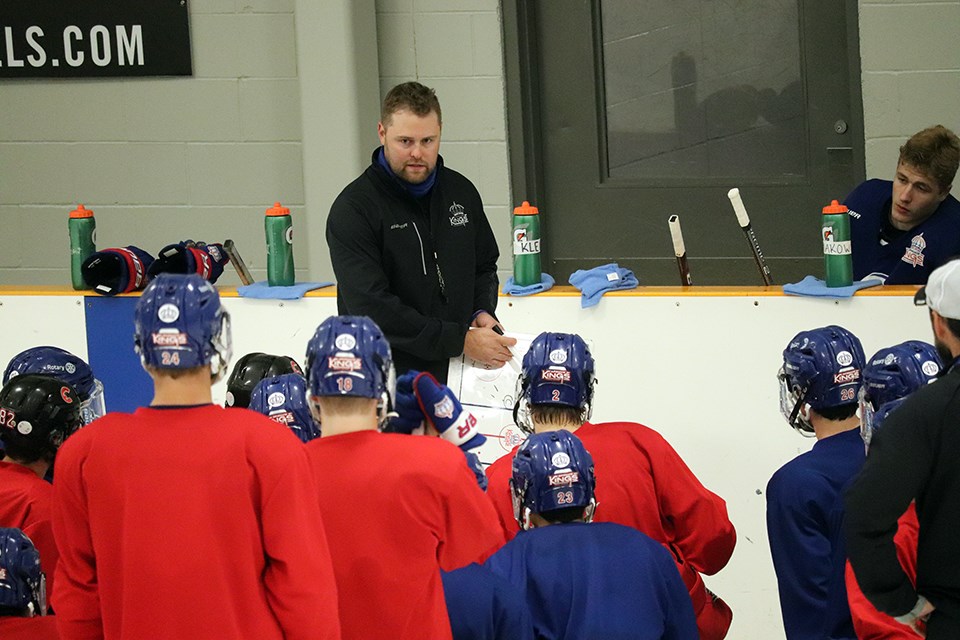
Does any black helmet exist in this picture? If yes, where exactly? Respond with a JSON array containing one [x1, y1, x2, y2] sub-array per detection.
[[0, 374, 83, 462], [225, 353, 302, 408]]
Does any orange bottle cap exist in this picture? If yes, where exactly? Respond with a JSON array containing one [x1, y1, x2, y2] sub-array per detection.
[[822, 199, 848, 214], [70, 204, 94, 219], [266, 202, 290, 217], [513, 201, 539, 216]]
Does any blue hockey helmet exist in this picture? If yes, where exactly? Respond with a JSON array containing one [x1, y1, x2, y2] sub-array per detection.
[[859, 341, 940, 449], [0, 374, 83, 462], [861, 396, 908, 452], [778, 325, 865, 434], [305, 316, 395, 426], [249, 373, 320, 443], [515, 332, 596, 433], [3, 346, 105, 424], [0, 527, 47, 616], [133, 274, 232, 381], [225, 352, 303, 408], [510, 430, 597, 531]]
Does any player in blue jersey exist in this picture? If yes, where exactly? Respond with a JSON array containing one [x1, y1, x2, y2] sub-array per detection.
[[768, 325, 866, 639], [844, 125, 960, 284], [484, 429, 698, 640]]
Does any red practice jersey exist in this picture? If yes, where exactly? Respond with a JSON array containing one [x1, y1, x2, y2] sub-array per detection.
[[486, 421, 737, 639], [52, 405, 341, 640], [845, 503, 920, 639], [307, 431, 505, 640], [0, 461, 59, 600], [0, 615, 60, 640]]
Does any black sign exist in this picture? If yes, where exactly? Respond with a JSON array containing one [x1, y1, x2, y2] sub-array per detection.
[[0, 0, 191, 78]]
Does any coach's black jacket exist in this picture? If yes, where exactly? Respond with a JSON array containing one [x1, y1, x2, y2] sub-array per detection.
[[845, 360, 960, 634], [326, 149, 499, 382]]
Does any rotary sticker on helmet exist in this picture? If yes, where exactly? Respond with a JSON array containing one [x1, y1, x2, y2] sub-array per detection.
[[225, 391, 235, 406], [335, 333, 357, 351], [549, 349, 568, 364], [433, 396, 455, 420], [65, 362, 76, 374], [884, 354, 897, 366], [551, 451, 571, 468], [922, 360, 940, 376], [267, 392, 286, 408], [548, 471, 579, 487], [836, 351, 854, 366], [158, 303, 180, 323], [17, 420, 32, 435]]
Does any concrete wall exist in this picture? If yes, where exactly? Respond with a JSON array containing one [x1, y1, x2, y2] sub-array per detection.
[[1, 1, 957, 285], [0, 0, 308, 285], [374, 0, 513, 283], [858, 0, 960, 177]]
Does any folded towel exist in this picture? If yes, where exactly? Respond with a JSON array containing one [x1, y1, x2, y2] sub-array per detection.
[[502, 273, 555, 296], [568, 263, 639, 308], [237, 280, 333, 300], [782, 275, 883, 299]]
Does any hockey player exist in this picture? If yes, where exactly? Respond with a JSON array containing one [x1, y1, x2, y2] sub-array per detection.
[[0, 527, 58, 640], [0, 374, 83, 605], [4, 346, 106, 425], [224, 351, 302, 408], [52, 274, 341, 640], [485, 332, 736, 639], [768, 324, 866, 639], [485, 429, 698, 639], [304, 315, 504, 640], [845, 340, 940, 638], [248, 372, 321, 443]]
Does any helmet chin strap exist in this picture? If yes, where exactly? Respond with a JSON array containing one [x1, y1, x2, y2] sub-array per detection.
[[790, 398, 816, 436]]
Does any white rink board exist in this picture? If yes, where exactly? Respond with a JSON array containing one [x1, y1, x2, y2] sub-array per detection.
[[0, 290, 930, 640], [0, 294, 89, 371], [463, 292, 929, 640]]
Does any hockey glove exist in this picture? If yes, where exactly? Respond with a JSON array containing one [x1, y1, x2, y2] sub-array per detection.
[[413, 372, 486, 450], [462, 450, 488, 491], [384, 370, 425, 434], [148, 240, 228, 283], [81, 246, 154, 296]]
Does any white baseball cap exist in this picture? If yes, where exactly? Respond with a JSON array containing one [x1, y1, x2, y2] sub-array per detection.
[[915, 259, 960, 319]]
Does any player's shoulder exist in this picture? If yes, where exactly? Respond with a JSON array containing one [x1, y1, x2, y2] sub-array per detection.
[[767, 453, 830, 501], [486, 446, 520, 476], [579, 420, 669, 449]]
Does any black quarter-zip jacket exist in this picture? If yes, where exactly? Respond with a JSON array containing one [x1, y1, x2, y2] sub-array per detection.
[[326, 149, 500, 381]]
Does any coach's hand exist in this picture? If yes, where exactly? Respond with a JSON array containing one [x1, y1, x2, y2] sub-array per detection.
[[464, 327, 516, 369]]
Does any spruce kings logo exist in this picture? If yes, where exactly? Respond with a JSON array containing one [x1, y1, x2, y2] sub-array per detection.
[[449, 202, 469, 227]]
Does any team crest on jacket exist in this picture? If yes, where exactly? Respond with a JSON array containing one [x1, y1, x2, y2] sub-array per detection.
[[433, 396, 455, 420], [901, 233, 926, 267], [448, 202, 469, 227]]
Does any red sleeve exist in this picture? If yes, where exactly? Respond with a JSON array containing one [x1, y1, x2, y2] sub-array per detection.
[[51, 435, 105, 640], [641, 429, 736, 575], [436, 453, 506, 570], [846, 506, 919, 640], [21, 516, 58, 609], [484, 452, 521, 542], [258, 443, 342, 640]]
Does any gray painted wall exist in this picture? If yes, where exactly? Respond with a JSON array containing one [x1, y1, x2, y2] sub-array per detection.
[[0, 0, 956, 285]]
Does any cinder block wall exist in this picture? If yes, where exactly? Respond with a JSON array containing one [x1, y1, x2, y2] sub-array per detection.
[[2, 2, 958, 285], [858, 0, 960, 178], [0, 0, 307, 286], [375, 0, 513, 283]]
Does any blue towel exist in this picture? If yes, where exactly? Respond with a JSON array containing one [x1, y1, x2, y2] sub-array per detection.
[[237, 280, 334, 300], [568, 263, 639, 308], [782, 275, 883, 299], [502, 273, 555, 296]]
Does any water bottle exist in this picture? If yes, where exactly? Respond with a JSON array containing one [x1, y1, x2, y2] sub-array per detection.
[[822, 199, 853, 287], [68, 204, 97, 290], [265, 202, 295, 286], [512, 201, 542, 286]]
